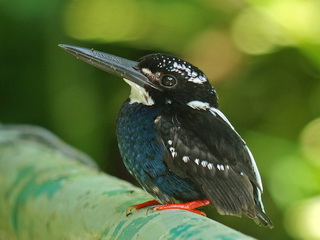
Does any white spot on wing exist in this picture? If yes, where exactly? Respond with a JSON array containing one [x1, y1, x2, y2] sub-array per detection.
[[207, 163, 213, 170], [217, 164, 225, 171], [182, 156, 190, 163], [165, 99, 172, 104], [154, 116, 161, 123], [169, 147, 177, 158], [201, 160, 208, 167], [210, 107, 265, 208]]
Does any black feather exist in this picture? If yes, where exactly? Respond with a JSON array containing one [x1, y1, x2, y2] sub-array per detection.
[[156, 105, 272, 226]]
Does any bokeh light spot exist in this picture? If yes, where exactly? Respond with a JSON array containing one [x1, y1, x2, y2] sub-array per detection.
[[285, 197, 320, 240], [269, 155, 319, 208], [300, 118, 320, 167], [185, 30, 242, 83], [262, 0, 320, 44], [231, 7, 287, 55], [64, 0, 141, 42]]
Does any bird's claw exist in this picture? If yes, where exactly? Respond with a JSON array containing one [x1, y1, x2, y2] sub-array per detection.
[[126, 206, 136, 217]]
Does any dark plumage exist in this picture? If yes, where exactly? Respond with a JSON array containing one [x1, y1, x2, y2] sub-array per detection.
[[59, 45, 273, 227]]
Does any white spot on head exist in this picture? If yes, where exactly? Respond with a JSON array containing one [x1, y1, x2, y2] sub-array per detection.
[[124, 79, 154, 106], [169, 60, 207, 84], [187, 101, 210, 110], [188, 75, 207, 84]]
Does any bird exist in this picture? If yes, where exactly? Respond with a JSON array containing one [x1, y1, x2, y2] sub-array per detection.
[[59, 44, 273, 228]]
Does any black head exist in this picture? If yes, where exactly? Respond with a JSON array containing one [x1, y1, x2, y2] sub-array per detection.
[[59, 45, 218, 108], [136, 54, 218, 108]]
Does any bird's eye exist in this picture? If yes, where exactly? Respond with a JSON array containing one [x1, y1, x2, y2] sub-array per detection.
[[160, 75, 177, 88]]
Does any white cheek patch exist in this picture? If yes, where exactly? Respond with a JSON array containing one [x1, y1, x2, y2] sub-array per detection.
[[124, 79, 155, 106]]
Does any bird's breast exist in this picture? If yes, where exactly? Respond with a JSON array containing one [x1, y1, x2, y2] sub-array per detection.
[[116, 101, 165, 178], [116, 101, 202, 203]]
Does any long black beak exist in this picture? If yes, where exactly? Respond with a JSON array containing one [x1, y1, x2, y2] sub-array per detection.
[[59, 44, 159, 90]]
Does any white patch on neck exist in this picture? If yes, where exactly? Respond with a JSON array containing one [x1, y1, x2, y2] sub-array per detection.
[[187, 100, 210, 110], [124, 79, 154, 106]]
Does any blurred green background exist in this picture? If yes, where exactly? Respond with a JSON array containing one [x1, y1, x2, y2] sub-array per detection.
[[1, 0, 320, 239]]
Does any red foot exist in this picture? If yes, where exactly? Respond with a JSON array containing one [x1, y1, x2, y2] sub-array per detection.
[[155, 200, 211, 216], [126, 199, 211, 216]]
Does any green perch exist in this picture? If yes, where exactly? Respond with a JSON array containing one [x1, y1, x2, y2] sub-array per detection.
[[0, 124, 256, 240]]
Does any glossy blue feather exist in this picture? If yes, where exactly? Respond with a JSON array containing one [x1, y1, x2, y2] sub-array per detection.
[[116, 101, 202, 203]]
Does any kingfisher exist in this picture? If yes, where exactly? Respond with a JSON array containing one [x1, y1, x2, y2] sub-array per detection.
[[59, 44, 273, 227]]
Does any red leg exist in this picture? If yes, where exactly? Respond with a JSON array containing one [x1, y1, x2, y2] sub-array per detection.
[[155, 200, 211, 216], [130, 200, 160, 210]]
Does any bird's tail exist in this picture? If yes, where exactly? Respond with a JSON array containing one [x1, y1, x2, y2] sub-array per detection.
[[254, 206, 273, 228]]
